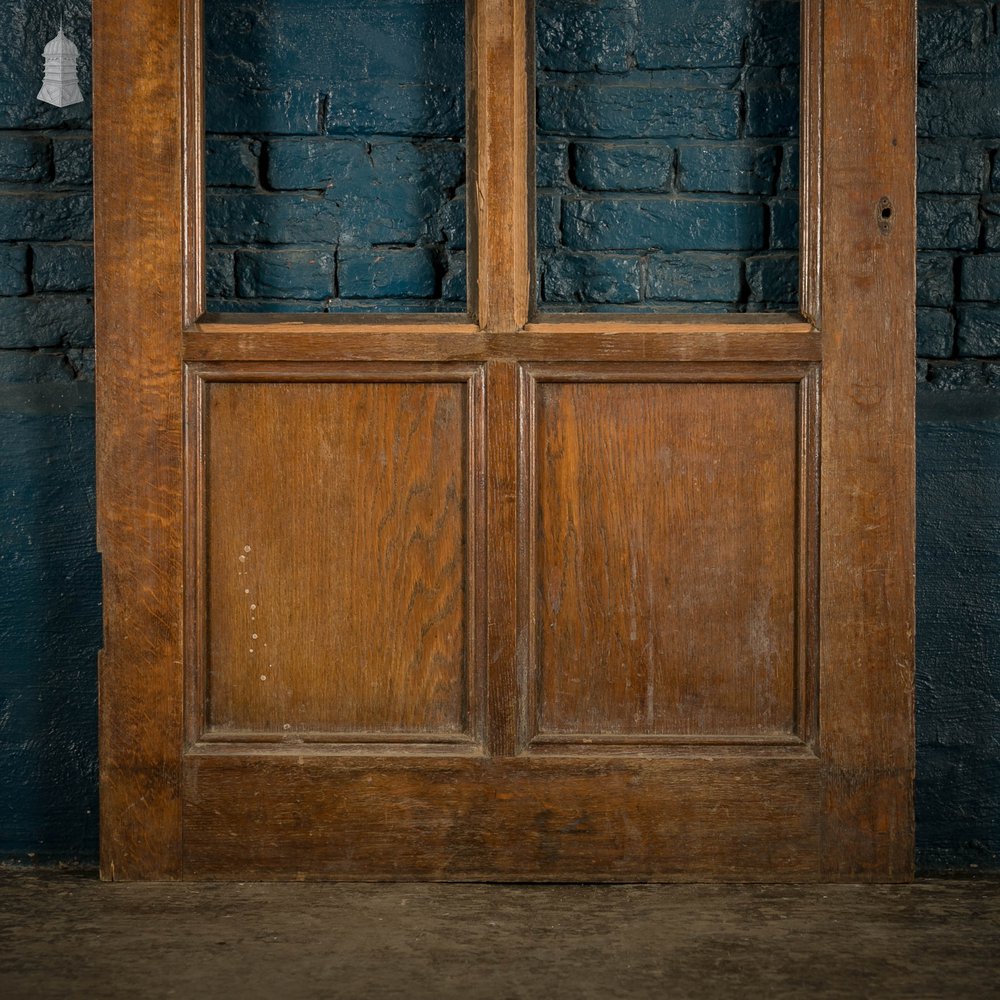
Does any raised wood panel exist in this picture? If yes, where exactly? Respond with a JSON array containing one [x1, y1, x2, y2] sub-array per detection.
[[182, 753, 822, 881], [522, 364, 817, 748], [188, 364, 485, 743]]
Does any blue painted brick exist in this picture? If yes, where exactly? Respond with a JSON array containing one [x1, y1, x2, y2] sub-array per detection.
[[917, 308, 955, 358], [235, 249, 334, 300], [32, 245, 94, 293], [325, 81, 464, 138], [769, 198, 799, 250], [918, 142, 989, 194], [983, 200, 1000, 251], [206, 89, 322, 136], [0, 296, 93, 349], [209, 297, 325, 314], [0, 245, 29, 296], [634, 0, 748, 68], [960, 255, 1000, 302], [746, 254, 798, 303], [207, 250, 236, 298], [957, 306, 1000, 357], [537, 141, 569, 189], [0, 136, 51, 182], [207, 193, 340, 246], [562, 198, 766, 252], [992, 155, 1000, 194], [537, 82, 741, 140], [0, 349, 76, 382], [918, 2, 998, 77], [919, 81, 1000, 138], [537, 1, 638, 74], [207, 138, 259, 188], [0, 193, 92, 242], [442, 252, 466, 302], [745, 77, 799, 139], [678, 144, 779, 195], [746, 0, 800, 67], [918, 253, 955, 308], [265, 139, 373, 190], [779, 144, 799, 192], [571, 143, 672, 192], [918, 197, 980, 250], [542, 252, 642, 304], [647, 252, 741, 302], [51, 139, 92, 186], [436, 193, 467, 250], [339, 248, 437, 299], [537, 195, 561, 248]]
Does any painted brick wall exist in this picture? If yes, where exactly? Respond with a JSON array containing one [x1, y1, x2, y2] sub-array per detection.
[[537, 0, 799, 311], [0, 0, 998, 869]]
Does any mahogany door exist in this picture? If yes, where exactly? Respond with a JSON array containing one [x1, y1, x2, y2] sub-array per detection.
[[94, 0, 916, 880]]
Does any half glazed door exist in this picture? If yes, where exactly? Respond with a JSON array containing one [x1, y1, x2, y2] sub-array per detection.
[[95, 0, 916, 880]]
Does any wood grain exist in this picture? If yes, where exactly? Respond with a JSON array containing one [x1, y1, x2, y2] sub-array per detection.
[[191, 365, 484, 741], [94, 0, 185, 880], [524, 369, 805, 743], [813, 0, 916, 879], [182, 753, 822, 881]]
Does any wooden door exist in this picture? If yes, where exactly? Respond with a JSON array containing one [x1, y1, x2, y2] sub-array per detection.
[[94, 0, 916, 880]]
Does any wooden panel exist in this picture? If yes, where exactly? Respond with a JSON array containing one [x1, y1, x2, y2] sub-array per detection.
[[94, 0, 185, 879], [182, 753, 822, 881], [813, 0, 916, 878], [523, 365, 815, 746], [190, 364, 484, 741]]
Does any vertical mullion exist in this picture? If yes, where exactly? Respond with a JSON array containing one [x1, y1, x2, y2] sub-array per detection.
[[467, 0, 533, 332]]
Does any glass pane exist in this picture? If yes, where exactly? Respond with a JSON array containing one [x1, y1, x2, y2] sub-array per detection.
[[204, 0, 466, 313], [536, 0, 800, 313]]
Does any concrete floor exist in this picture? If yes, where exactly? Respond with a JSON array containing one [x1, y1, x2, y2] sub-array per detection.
[[0, 873, 997, 1000]]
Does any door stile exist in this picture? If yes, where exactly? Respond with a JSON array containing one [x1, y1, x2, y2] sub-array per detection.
[[467, 0, 533, 333], [95, 0, 187, 880], [815, 0, 916, 878]]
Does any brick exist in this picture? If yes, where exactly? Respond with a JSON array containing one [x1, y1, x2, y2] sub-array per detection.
[[982, 200, 1000, 251], [206, 138, 259, 188], [0, 193, 92, 242], [537, 195, 561, 248], [917, 308, 955, 359], [779, 144, 799, 192], [571, 143, 672, 192], [917, 253, 954, 308], [678, 144, 778, 195], [0, 296, 93, 349], [0, 245, 29, 296], [746, 0, 800, 67], [562, 198, 765, 252], [436, 193, 467, 250], [537, 141, 569, 189], [207, 251, 236, 298], [918, 143, 989, 195], [992, 155, 1000, 194], [769, 198, 799, 250], [918, 2, 997, 77], [0, 136, 51, 182], [51, 139, 92, 186], [207, 193, 340, 246], [647, 252, 741, 302], [542, 252, 642, 304], [205, 88, 323, 135], [235, 249, 334, 300], [635, 0, 748, 68], [0, 350, 75, 383], [325, 81, 464, 139], [919, 81, 1000, 139], [537, 0, 638, 73], [746, 254, 798, 304], [960, 256, 1000, 302], [441, 252, 466, 302], [32, 245, 94, 293], [917, 197, 980, 251], [209, 297, 325, 314], [745, 80, 799, 139], [339, 248, 437, 299], [265, 140, 372, 190], [537, 82, 740, 140], [957, 306, 1000, 357]]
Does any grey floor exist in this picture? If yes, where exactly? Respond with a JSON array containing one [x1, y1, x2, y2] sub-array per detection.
[[0, 872, 998, 999]]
